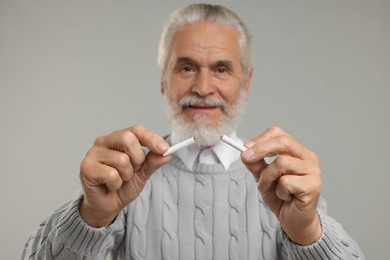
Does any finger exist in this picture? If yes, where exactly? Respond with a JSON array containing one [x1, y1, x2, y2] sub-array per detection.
[[92, 148, 134, 182], [275, 175, 321, 206], [94, 130, 145, 171], [129, 125, 170, 154], [125, 125, 170, 170], [137, 150, 171, 181], [97, 125, 169, 171], [245, 125, 284, 147], [116, 151, 172, 205], [242, 157, 268, 182], [80, 158, 123, 191], [258, 155, 319, 194], [242, 133, 310, 164]]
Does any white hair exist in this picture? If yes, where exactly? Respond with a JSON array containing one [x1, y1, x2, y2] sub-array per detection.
[[158, 4, 253, 81]]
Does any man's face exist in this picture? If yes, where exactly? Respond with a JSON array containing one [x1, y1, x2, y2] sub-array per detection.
[[162, 21, 252, 146]]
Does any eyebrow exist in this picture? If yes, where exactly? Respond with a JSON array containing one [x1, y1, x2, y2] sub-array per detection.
[[174, 57, 198, 66], [214, 60, 234, 70], [174, 56, 234, 69]]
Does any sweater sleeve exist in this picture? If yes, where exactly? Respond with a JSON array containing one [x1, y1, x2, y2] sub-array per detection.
[[21, 194, 126, 259], [281, 198, 365, 260]]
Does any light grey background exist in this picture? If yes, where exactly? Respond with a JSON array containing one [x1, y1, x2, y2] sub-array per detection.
[[1, 0, 389, 259]]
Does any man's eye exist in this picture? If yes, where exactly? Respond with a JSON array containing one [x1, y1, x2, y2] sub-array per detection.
[[217, 67, 227, 73], [181, 66, 194, 72]]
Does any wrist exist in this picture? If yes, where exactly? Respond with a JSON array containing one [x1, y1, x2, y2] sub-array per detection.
[[79, 198, 119, 228], [283, 213, 322, 245]]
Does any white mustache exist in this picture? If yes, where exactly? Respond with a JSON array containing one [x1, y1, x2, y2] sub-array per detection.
[[179, 95, 226, 107]]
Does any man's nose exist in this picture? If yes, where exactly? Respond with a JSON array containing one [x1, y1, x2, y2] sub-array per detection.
[[191, 70, 215, 96]]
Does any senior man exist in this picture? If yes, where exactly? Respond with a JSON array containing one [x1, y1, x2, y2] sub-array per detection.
[[23, 4, 364, 259]]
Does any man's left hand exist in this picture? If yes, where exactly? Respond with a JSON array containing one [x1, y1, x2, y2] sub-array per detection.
[[241, 126, 322, 245]]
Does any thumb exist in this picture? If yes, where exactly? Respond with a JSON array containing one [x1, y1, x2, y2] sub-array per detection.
[[138, 151, 171, 181], [242, 157, 268, 182]]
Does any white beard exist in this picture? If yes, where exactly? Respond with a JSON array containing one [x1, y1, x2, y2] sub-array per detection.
[[163, 90, 247, 147]]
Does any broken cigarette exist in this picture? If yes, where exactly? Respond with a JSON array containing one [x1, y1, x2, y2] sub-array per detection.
[[220, 135, 247, 152], [163, 137, 196, 157]]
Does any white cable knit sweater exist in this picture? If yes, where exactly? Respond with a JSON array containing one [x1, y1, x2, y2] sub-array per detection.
[[22, 156, 364, 259]]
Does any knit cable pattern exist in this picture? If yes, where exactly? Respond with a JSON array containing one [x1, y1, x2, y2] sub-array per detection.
[[161, 168, 180, 260], [130, 187, 150, 259], [194, 173, 214, 260], [228, 169, 248, 259]]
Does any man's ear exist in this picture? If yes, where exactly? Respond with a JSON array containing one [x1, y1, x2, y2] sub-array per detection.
[[243, 69, 253, 100], [160, 81, 165, 95]]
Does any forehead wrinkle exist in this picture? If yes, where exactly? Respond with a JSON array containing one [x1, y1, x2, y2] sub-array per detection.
[[190, 38, 234, 58], [169, 22, 241, 71]]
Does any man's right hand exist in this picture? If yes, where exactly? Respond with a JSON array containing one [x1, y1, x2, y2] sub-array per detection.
[[79, 125, 171, 227]]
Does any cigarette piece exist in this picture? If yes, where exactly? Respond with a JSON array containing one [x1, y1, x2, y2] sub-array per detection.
[[163, 137, 196, 157], [220, 135, 247, 152]]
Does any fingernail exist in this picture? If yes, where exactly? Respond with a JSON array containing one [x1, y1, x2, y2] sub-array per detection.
[[157, 141, 169, 152], [245, 141, 256, 148], [242, 149, 256, 161]]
